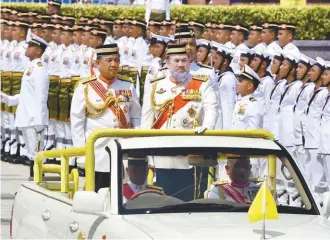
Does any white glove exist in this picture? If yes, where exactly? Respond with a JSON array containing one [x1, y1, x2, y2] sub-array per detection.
[[194, 126, 207, 134], [1, 92, 9, 104], [77, 156, 85, 169], [35, 125, 45, 133]]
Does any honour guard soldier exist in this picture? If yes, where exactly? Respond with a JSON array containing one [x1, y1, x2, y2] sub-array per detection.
[[146, 19, 161, 41], [231, 65, 263, 130], [304, 57, 327, 204], [318, 63, 330, 193], [79, 25, 97, 78], [159, 20, 171, 37], [214, 23, 232, 45], [189, 21, 204, 40], [261, 23, 282, 56], [208, 156, 261, 204], [277, 53, 301, 155], [195, 39, 211, 66], [123, 157, 164, 203], [141, 44, 218, 200], [248, 24, 266, 52], [293, 54, 315, 174], [71, 44, 141, 192], [2, 20, 30, 163], [228, 24, 249, 51], [213, 43, 236, 130], [250, 51, 274, 129], [277, 23, 300, 56], [46, 0, 61, 15], [1, 34, 49, 176]]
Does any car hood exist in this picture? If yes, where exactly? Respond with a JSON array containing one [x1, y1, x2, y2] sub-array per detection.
[[123, 212, 330, 239]]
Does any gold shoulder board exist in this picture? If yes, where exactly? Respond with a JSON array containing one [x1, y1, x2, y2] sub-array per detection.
[[197, 62, 212, 69], [81, 75, 97, 84], [150, 75, 166, 83], [117, 74, 133, 83], [249, 97, 256, 102], [159, 67, 168, 71], [193, 74, 209, 82], [37, 62, 43, 67]]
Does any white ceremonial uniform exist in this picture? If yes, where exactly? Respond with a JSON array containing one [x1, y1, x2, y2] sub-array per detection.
[[104, 35, 116, 45], [318, 92, 330, 191], [117, 36, 132, 66], [283, 42, 300, 57], [80, 45, 94, 78], [304, 87, 329, 201], [278, 80, 303, 152], [191, 62, 222, 129], [293, 82, 315, 174], [265, 41, 282, 56], [208, 181, 261, 204], [144, 58, 167, 96], [236, 42, 249, 51], [41, 41, 57, 67], [218, 70, 237, 129], [252, 42, 266, 53], [71, 75, 142, 172], [6, 40, 30, 156], [224, 41, 236, 50], [231, 94, 263, 130], [145, 0, 170, 23], [126, 36, 148, 67], [6, 59, 49, 161], [267, 79, 287, 140], [252, 73, 274, 129]]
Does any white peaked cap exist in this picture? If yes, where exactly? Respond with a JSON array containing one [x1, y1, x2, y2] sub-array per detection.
[[315, 57, 326, 68], [29, 33, 49, 47], [196, 39, 210, 48], [239, 64, 261, 82], [299, 53, 316, 66], [150, 33, 171, 44]]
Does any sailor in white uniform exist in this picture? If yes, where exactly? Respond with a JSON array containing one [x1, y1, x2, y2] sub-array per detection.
[[248, 24, 266, 52], [277, 23, 300, 57]]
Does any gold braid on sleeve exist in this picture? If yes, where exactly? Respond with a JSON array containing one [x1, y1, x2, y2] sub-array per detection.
[[84, 84, 117, 118]]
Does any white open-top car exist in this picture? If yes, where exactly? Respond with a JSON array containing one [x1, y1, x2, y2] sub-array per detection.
[[10, 129, 330, 239]]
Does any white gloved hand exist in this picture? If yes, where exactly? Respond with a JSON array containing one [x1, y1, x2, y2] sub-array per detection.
[[76, 156, 86, 169], [35, 125, 45, 133], [194, 126, 208, 134], [1, 92, 9, 104]]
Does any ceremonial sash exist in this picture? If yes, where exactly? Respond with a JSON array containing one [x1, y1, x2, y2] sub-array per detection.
[[153, 79, 203, 129], [123, 184, 135, 200], [222, 184, 250, 205], [88, 80, 129, 128]]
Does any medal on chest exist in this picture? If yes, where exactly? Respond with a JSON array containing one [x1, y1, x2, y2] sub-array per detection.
[[75, 56, 80, 64], [63, 57, 69, 65], [14, 52, 20, 60], [187, 105, 197, 118], [238, 104, 247, 115], [6, 51, 11, 59], [116, 90, 132, 102], [132, 50, 136, 57], [26, 67, 33, 76], [124, 47, 129, 55], [181, 89, 201, 100], [44, 55, 49, 63], [156, 88, 166, 94], [83, 57, 89, 64]]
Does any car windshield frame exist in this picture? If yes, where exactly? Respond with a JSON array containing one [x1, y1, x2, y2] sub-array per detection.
[[113, 139, 319, 216]]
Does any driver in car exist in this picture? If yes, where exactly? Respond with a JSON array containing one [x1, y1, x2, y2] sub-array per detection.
[[207, 155, 261, 204], [123, 157, 165, 203]]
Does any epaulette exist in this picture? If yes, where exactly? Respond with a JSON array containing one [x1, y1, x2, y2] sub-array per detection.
[[146, 185, 164, 192], [212, 181, 228, 186], [117, 74, 133, 83], [81, 75, 97, 84], [197, 62, 213, 69], [159, 66, 168, 71], [150, 75, 166, 83], [37, 62, 43, 67], [249, 96, 257, 102], [192, 74, 209, 82]]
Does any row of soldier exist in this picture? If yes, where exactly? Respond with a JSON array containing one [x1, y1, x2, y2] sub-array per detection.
[[0, 3, 329, 205]]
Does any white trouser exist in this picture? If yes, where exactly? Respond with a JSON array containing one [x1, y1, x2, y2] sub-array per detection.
[[17, 128, 27, 157], [55, 122, 75, 166], [44, 120, 56, 150], [20, 127, 45, 161], [8, 113, 18, 155], [320, 154, 330, 191], [293, 145, 307, 178]]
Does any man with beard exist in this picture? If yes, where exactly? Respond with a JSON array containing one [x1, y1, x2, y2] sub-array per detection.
[[208, 155, 261, 204]]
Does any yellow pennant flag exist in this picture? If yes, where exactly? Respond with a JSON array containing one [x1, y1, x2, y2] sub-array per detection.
[[248, 182, 278, 223]]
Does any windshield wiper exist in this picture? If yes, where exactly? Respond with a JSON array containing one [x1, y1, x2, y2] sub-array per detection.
[[146, 203, 248, 214]]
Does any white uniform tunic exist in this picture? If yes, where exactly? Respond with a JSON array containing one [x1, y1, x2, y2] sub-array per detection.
[[71, 75, 142, 172], [252, 42, 266, 53], [283, 42, 300, 57], [126, 37, 148, 68], [265, 41, 282, 56], [79, 46, 94, 78], [278, 80, 303, 148], [267, 79, 287, 140], [231, 94, 263, 130], [218, 70, 237, 129]]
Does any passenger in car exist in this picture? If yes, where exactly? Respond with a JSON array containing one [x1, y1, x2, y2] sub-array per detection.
[[123, 157, 165, 203], [207, 155, 261, 204]]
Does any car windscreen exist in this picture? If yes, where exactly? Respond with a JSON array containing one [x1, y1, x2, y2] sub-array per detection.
[[117, 147, 318, 215]]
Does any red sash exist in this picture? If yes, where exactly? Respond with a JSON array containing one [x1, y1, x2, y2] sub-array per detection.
[[123, 184, 135, 200], [222, 184, 250, 205], [88, 80, 129, 128], [153, 79, 203, 129]]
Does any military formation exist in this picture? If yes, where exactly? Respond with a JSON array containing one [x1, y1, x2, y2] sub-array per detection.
[[0, 0, 329, 205]]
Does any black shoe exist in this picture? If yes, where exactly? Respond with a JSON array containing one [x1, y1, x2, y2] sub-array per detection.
[[23, 157, 30, 166], [78, 167, 85, 177], [6, 155, 15, 163], [12, 155, 25, 164], [29, 162, 34, 177], [46, 145, 54, 151]]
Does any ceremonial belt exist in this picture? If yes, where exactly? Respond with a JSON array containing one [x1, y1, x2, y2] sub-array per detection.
[[123, 184, 135, 200], [222, 184, 250, 205], [152, 79, 203, 129], [88, 81, 129, 128]]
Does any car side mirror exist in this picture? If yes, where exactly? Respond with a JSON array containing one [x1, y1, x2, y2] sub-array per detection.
[[323, 192, 330, 218], [72, 191, 104, 215]]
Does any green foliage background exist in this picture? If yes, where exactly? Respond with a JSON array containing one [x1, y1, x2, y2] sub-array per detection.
[[2, 3, 330, 40]]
